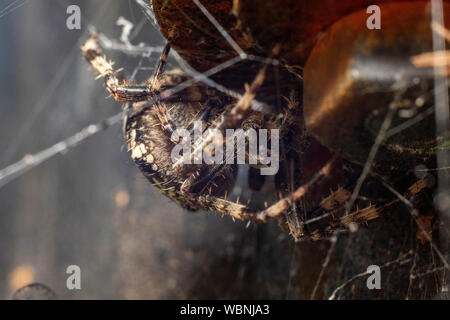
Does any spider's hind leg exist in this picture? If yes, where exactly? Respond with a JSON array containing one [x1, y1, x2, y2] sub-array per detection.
[[183, 156, 337, 227]]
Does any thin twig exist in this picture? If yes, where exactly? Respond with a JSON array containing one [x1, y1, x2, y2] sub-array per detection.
[[310, 233, 339, 299]]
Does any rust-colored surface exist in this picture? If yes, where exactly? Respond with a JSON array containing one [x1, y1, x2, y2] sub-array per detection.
[[303, 2, 450, 172], [152, 0, 449, 70], [152, 0, 255, 72], [236, 0, 438, 66]]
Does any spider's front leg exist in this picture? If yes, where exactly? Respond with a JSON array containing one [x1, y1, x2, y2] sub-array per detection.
[[81, 34, 170, 103]]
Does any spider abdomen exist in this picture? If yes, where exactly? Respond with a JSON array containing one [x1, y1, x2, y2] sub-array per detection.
[[124, 71, 238, 211]]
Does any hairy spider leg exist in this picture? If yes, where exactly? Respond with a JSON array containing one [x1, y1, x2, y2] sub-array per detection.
[[172, 62, 269, 171], [189, 155, 338, 224], [149, 43, 171, 90], [82, 33, 177, 138], [171, 45, 283, 171], [81, 33, 170, 103], [82, 34, 149, 102]]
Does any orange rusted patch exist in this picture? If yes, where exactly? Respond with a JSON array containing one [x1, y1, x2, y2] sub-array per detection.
[[416, 216, 434, 245]]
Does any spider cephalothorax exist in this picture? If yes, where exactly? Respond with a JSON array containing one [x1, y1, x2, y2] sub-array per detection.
[[123, 69, 240, 211]]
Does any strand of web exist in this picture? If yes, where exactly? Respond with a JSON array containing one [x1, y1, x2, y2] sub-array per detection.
[[1, 1, 111, 167], [431, 0, 450, 294], [0, 0, 28, 20]]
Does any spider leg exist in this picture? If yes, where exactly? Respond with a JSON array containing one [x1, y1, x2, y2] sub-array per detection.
[[182, 155, 338, 223], [184, 156, 435, 243], [172, 62, 269, 170], [82, 33, 178, 138], [299, 174, 436, 241], [148, 43, 171, 89], [81, 33, 170, 102]]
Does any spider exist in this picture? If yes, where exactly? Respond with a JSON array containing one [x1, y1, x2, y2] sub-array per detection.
[[79, 1, 442, 242], [82, 36, 300, 210]]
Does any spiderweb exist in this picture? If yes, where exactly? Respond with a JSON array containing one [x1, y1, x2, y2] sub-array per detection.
[[0, 0, 448, 299]]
